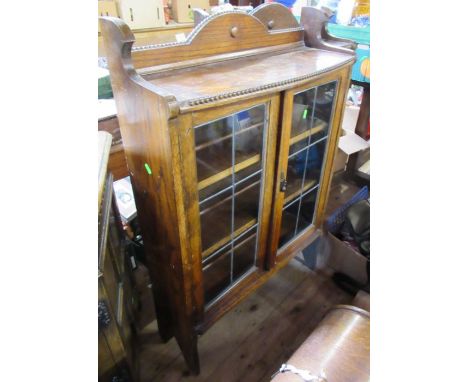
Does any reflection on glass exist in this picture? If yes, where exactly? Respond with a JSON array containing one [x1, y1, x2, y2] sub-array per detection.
[[233, 232, 257, 280], [284, 148, 308, 204], [195, 117, 234, 187], [197, 104, 267, 305], [303, 139, 327, 191], [235, 107, 264, 183], [202, 248, 231, 304], [314, 82, 336, 127], [291, 88, 316, 138], [288, 136, 310, 157], [278, 81, 337, 252], [278, 200, 300, 248], [234, 173, 261, 237], [296, 188, 319, 235], [199, 188, 232, 255]]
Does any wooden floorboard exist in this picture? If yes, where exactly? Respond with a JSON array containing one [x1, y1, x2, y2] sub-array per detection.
[[137, 259, 352, 382]]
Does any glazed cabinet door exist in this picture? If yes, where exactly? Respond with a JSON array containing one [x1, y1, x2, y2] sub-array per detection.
[[192, 97, 279, 307], [270, 80, 339, 259]]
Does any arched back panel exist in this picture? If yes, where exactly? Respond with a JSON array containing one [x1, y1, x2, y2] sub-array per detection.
[[129, 10, 303, 69], [250, 3, 301, 31]]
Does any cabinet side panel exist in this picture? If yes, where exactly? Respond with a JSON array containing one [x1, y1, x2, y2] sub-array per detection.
[[118, 87, 183, 341], [101, 18, 194, 348], [169, 114, 205, 323]]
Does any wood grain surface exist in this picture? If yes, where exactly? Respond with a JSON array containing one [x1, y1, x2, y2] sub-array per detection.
[[138, 260, 353, 382], [145, 48, 353, 109], [251, 3, 301, 31], [130, 11, 303, 69], [271, 305, 369, 382], [100, 8, 355, 374]]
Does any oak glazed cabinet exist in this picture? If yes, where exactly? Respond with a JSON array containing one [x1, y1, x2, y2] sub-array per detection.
[[100, 4, 355, 374], [98, 132, 138, 381]]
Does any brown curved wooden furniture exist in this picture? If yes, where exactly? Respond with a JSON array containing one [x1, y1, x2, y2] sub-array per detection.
[[100, 5, 355, 374], [272, 304, 370, 382], [301, 6, 357, 53], [251, 3, 301, 31]]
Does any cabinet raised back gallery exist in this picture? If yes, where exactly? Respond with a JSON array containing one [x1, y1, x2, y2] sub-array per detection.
[[100, 4, 355, 374]]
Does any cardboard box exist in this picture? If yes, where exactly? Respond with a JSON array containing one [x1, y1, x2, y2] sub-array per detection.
[[118, 0, 165, 29], [333, 146, 348, 173], [98, 1, 120, 33], [333, 104, 370, 173], [319, 232, 368, 285], [356, 147, 370, 170], [171, 0, 210, 23]]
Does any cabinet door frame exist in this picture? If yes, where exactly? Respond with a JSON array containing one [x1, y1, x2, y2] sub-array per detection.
[[268, 67, 351, 268], [179, 94, 280, 326]]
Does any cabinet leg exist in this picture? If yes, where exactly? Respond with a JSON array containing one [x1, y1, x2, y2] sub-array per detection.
[[177, 332, 200, 375], [155, 312, 173, 343], [145, 266, 173, 341], [151, 287, 174, 342]]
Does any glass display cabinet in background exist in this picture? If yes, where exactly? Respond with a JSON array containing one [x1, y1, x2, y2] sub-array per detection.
[[100, 3, 355, 374]]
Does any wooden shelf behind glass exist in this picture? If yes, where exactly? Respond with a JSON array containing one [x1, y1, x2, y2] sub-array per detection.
[[195, 122, 263, 152], [198, 154, 261, 191], [283, 179, 318, 206], [289, 120, 327, 146], [200, 179, 260, 260]]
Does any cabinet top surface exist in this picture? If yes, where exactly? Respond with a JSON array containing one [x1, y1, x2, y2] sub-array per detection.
[[144, 47, 354, 108], [100, 6, 355, 112]]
